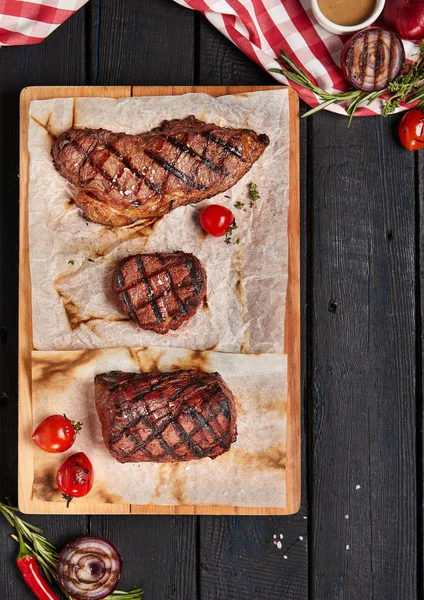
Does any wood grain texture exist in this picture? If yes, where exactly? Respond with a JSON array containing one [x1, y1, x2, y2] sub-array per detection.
[[18, 85, 300, 516], [197, 514, 308, 600], [195, 14, 275, 86], [88, 0, 195, 85], [89, 515, 198, 599], [310, 112, 418, 598]]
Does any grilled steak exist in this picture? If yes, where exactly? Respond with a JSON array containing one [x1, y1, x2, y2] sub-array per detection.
[[94, 370, 237, 463], [51, 116, 269, 226], [114, 251, 206, 334]]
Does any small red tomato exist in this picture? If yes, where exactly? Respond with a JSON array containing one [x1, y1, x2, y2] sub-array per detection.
[[399, 109, 424, 151], [57, 452, 94, 507], [200, 204, 234, 237], [32, 414, 83, 453]]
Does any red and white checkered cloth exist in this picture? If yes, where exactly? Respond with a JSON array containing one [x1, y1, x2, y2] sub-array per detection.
[[0, 0, 88, 46], [174, 0, 418, 116]]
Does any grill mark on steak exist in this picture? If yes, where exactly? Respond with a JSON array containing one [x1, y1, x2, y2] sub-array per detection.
[[135, 255, 164, 325], [95, 370, 237, 462], [121, 291, 139, 323], [145, 149, 206, 191], [115, 272, 140, 325], [200, 130, 243, 158], [162, 270, 188, 316], [52, 117, 269, 226], [117, 396, 231, 461], [99, 136, 161, 195], [65, 131, 161, 197], [161, 134, 229, 175], [121, 415, 183, 462], [186, 259, 203, 296], [64, 132, 126, 195], [119, 272, 190, 317], [114, 252, 206, 333]]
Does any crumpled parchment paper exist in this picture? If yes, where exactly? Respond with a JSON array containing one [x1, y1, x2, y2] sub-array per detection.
[[28, 90, 290, 353], [32, 347, 287, 508]]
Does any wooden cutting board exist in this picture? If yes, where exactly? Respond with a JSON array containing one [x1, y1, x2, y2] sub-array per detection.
[[18, 86, 300, 515]]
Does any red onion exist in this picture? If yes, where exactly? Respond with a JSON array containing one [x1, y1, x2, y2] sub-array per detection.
[[57, 536, 122, 599], [341, 27, 405, 92], [382, 0, 424, 41]]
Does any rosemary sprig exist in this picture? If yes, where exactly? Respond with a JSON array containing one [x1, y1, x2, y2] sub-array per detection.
[[0, 500, 143, 600], [270, 44, 424, 121], [270, 50, 366, 118]]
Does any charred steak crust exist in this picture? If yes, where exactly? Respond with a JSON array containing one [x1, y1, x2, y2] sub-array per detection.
[[113, 251, 207, 334], [51, 116, 270, 226], [94, 370, 237, 463]]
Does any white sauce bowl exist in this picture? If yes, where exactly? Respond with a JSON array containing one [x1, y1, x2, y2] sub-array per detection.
[[311, 0, 386, 35]]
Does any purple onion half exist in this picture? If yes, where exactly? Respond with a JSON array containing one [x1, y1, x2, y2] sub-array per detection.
[[57, 536, 122, 600], [341, 27, 405, 92]]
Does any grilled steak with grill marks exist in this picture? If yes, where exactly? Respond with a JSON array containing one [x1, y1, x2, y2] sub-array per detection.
[[94, 370, 237, 463], [51, 116, 270, 226], [114, 251, 206, 334]]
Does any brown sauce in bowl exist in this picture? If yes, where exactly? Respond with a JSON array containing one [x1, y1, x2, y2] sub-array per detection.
[[317, 0, 376, 26]]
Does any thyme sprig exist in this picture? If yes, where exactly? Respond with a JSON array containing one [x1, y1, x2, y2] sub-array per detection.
[[383, 42, 424, 115], [0, 500, 143, 600], [225, 220, 238, 244], [247, 182, 260, 207], [270, 44, 424, 124]]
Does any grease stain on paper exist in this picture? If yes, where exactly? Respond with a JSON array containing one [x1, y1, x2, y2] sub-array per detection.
[[234, 447, 285, 471], [129, 347, 166, 373], [170, 349, 211, 373], [32, 466, 58, 501], [32, 349, 99, 388]]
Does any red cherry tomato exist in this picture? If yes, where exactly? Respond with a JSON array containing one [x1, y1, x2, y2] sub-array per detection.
[[32, 414, 82, 453], [200, 204, 234, 237], [57, 452, 94, 507], [399, 109, 424, 151]]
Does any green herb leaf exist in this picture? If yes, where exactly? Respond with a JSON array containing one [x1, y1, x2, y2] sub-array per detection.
[[272, 46, 424, 121], [248, 182, 260, 207], [225, 219, 238, 244], [0, 500, 144, 600], [68, 260, 74, 265]]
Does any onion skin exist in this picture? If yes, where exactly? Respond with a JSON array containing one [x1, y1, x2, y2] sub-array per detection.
[[382, 0, 424, 41], [57, 536, 122, 600], [341, 27, 405, 92]]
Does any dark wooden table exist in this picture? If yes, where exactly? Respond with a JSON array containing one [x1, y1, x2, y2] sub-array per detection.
[[0, 1, 420, 598]]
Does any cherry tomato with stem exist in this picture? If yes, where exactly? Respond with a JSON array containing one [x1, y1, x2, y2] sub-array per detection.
[[32, 414, 83, 453], [399, 109, 424, 150], [200, 204, 234, 237], [56, 452, 94, 507]]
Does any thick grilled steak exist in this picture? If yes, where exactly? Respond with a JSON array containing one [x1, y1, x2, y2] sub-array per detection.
[[51, 116, 269, 226], [94, 370, 237, 463], [114, 251, 206, 334]]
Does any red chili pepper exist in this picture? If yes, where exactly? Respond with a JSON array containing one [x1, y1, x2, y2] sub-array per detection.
[[16, 530, 59, 600]]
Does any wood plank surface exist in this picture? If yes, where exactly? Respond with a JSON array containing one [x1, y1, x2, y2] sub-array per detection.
[[88, 0, 195, 85], [310, 111, 418, 598], [18, 84, 300, 517]]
